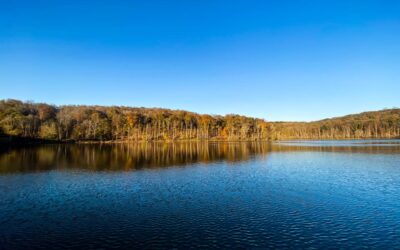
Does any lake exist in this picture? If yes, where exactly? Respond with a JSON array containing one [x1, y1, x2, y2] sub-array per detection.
[[1, 141, 400, 249]]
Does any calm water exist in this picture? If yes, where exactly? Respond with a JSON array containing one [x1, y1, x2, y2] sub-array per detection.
[[1, 141, 400, 249]]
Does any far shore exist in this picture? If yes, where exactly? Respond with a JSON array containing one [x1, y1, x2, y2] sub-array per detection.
[[1, 135, 399, 147]]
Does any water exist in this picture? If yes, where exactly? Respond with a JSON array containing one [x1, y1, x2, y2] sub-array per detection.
[[1, 141, 400, 249]]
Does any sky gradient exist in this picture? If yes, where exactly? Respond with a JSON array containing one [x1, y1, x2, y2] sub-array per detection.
[[1, 0, 399, 121]]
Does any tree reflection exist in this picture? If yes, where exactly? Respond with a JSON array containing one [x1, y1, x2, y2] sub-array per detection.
[[1, 142, 399, 174], [0, 142, 272, 173]]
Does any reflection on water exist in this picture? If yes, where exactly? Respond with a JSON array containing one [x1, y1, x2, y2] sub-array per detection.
[[274, 139, 400, 154], [1, 141, 400, 249], [1, 141, 400, 173], [0, 142, 272, 173]]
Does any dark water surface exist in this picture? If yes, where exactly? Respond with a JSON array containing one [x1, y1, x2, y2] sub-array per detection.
[[1, 141, 400, 249]]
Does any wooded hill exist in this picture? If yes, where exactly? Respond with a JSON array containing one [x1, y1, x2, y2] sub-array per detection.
[[0, 99, 269, 141], [270, 109, 400, 140], [0, 99, 399, 142]]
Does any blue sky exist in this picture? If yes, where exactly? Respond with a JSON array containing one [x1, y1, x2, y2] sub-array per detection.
[[1, 0, 399, 121]]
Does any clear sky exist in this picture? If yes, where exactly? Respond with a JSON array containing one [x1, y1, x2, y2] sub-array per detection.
[[1, 0, 399, 121]]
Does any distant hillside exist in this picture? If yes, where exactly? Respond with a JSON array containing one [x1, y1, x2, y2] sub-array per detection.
[[0, 99, 268, 142], [269, 109, 400, 140], [1, 99, 399, 142]]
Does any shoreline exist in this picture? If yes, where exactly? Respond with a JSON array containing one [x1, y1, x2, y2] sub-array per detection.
[[1, 135, 399, 147]]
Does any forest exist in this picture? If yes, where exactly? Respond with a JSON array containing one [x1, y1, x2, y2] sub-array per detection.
[[270, 109, 400, 140], [0, 99, 269, 141], [0, 99, 399, 142]]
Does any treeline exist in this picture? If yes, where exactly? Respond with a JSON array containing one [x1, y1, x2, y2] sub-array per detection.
[[270, 109, 400, 140], [1, 99, 399, 142], [0, 99, 269, 141]]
